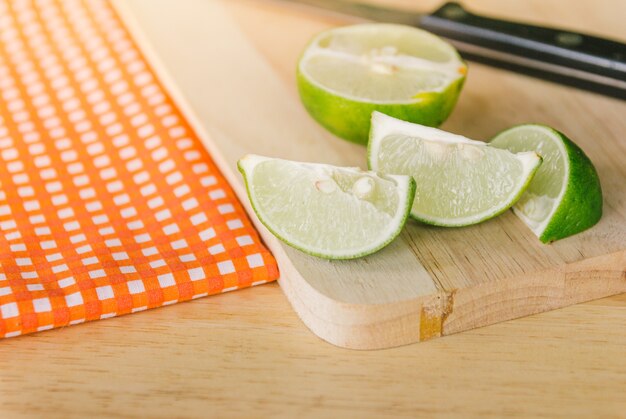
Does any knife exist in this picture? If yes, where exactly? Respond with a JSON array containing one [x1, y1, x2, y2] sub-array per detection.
[[277, 0, 626, 100]]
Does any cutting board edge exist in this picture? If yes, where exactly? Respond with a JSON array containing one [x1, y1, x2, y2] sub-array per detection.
[[281, 250, 626, 349]]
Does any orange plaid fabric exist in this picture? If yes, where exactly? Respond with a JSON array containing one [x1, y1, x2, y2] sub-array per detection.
[[0, 0, 279, 338]]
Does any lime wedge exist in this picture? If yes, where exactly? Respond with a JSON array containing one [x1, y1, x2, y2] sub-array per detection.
[[490, 124, 602, 243], [368, 112, 542, 227], [238, 155, 416, 259], [297, 23, 466, 145]]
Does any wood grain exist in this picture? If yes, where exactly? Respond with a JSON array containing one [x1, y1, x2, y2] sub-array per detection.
[[116, 0, 626, 349], [1, 1, 626, 417], [1, 284, 625, 418]]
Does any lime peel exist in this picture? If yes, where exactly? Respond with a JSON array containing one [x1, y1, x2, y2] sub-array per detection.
[[490, 124, 602, 243]]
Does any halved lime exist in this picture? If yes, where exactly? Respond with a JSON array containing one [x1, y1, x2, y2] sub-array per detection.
[[238, 155, 416, 259], [368, 112, 542, 227], [297, 23, 467, 145], [490, 124, 602, 243]]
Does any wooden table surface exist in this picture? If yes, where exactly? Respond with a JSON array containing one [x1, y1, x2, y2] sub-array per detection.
[[1, 0, 626, 417]]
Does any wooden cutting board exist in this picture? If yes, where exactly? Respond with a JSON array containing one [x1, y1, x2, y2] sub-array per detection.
[[116, 0, 626, 349]]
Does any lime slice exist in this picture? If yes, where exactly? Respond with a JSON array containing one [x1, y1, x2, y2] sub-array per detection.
[[490, 124, 602, 243], [297, 23, 467, 145], [368, 112, 542, 227], [237, 155, 416, 259]]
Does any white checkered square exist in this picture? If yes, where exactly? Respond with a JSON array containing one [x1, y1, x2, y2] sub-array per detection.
[[226, 219, 243, 230], [32, 297, 52, 313], [236, 235, 253, 246], [1, 302, 18, 318], [246, 253, 264, 268], [127, 280, 145, 295], [199, 227, 215, 241], [65, 292, 83, 307], [96, 285, 114, 300], [58, 277, 76, 288], [208, 243, 225, 255], [187, 267, 205, 281], [157, 273, 175, 288], [217, 260, 235, 275]]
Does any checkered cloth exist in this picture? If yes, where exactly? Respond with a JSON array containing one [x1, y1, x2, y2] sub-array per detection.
[[0, 0, 279, 338]]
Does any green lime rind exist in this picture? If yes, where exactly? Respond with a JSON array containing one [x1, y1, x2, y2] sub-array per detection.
[[491, 125, 603, 243], [297, 69, 465, 145], [237, 157, 416, 260]]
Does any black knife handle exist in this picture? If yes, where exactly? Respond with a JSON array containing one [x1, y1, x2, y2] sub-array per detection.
[[419, 2, 626, 100]]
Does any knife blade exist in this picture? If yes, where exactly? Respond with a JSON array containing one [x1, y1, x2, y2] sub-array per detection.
[[276, 0, 626, 100]]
